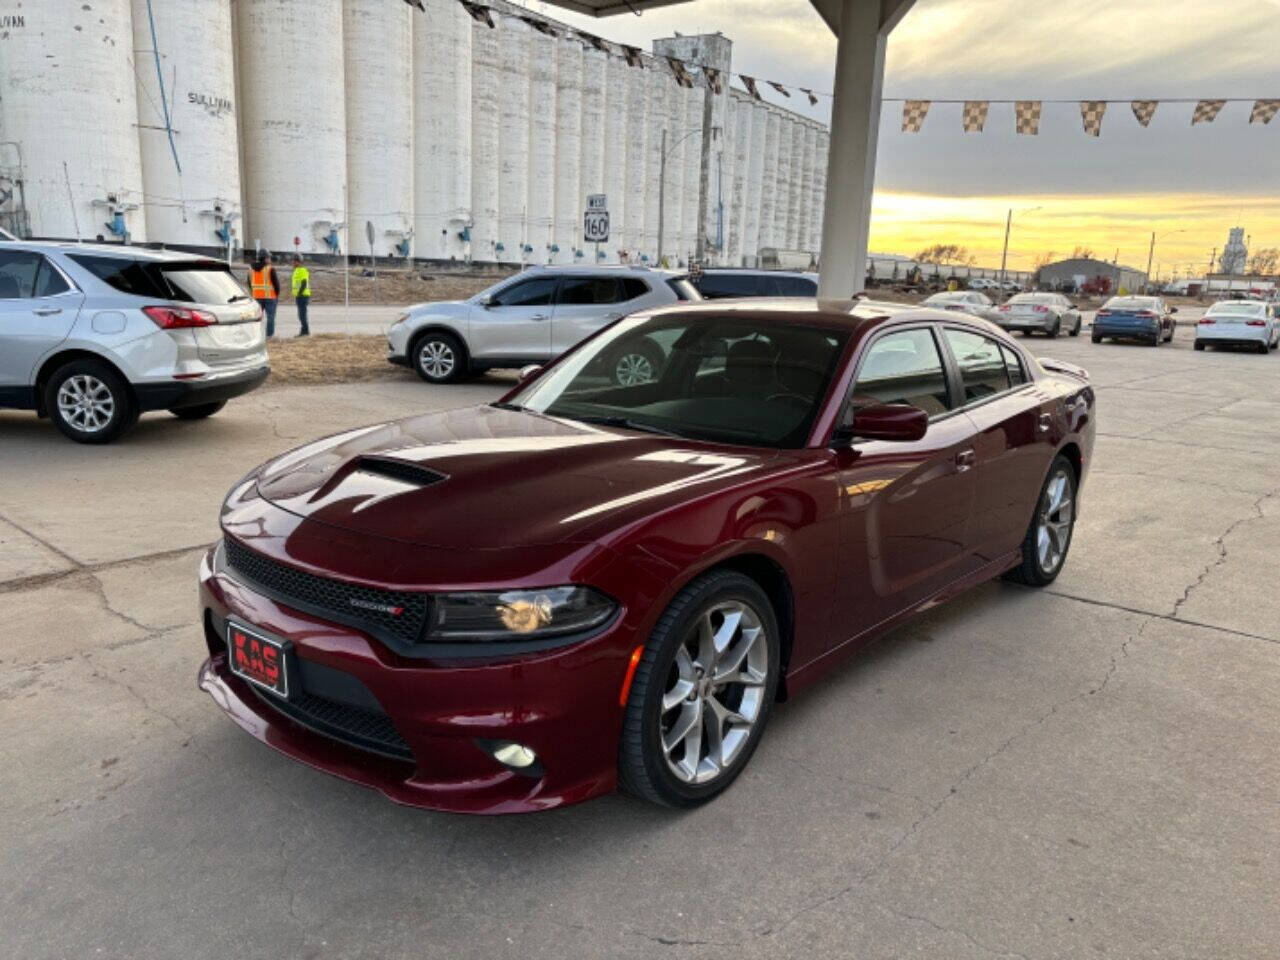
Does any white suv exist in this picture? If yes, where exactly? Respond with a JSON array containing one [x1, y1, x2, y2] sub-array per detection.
[[0, 243, 268, 443], [387, 266, 700, 384]]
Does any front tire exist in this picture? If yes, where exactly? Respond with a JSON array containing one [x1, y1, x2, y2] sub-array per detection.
[[618, 570, 781, 809], [1194, 340, 1206, 351], [1070, 316, 1081, 337], [1005, 454, 1077, 587], [169, 401, 226, 420], [412, 331, 466, 384], [45, 359, 136, 444], [1047, 321, 1060, 339], [609, 338, 664, 386]]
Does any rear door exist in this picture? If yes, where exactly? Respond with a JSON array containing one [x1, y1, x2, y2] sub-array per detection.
[[467, 275, 558, 362], [156, 261, 265, 368], [0, 250, 83, 402], [832, 325, 979, 635], [551, 275, 630, 354]]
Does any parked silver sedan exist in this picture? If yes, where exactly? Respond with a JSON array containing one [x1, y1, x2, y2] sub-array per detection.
[[922, 290, 1004, 324], [995, 292, 1083, 338]]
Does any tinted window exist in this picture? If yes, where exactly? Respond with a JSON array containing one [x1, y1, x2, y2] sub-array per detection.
[[945, 328, 1011, 402], [558, 277, 621, 306], [68, 254, 168, 298], [0, 249, 42, 298], [160, 263, 250, 304], [667, 278, 699, 301], [34, 258, 71, 297], [697, 274, 764, 298], [492, 277, 557, 307], [619, 277, 650, 301], [774, 275, 818, 296], [852, 328, 952, 417], [1001, 344, 1026, 386]]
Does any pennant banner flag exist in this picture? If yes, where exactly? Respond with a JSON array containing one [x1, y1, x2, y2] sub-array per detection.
[[962, 100, 988, 132], [519, 15, 556, 35], [668, 57, 694, 89], [1192, 99, 1226, 124], [902, 100, 931, 133], [768, 81, 791, 98], [740, 75, 762, 101], [1015, 101, 1042, 135], [459, 1, 494, 27], [800, 88, 819, 107], [620, 44, 643, 68], [1080, 100, 1106, 136], [1249, 99, 1280, 124], [704, 66, 724, 95], [1131, 100, 1158, 126], [577, 30, 610, 53]]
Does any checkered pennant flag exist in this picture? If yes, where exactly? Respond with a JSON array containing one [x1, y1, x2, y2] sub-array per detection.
[[901, 100, 931, 133], [1014, 101, 1042, 135], [459, 1, 494, 28], [800, 88, 819, 107], [768, 81, 792, 99], [1249, 99, 1280, 124], [1191, 99, 1226, 124], [1080, 101, 1107, 137], [704, 66, 724, 95], [667, 57, 694, 89], [1131, 100, 1158, 126], [620, 44, 644, 69], [962, 100, 989, 132]]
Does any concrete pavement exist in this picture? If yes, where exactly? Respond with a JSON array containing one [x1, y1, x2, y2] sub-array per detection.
[[1, 331, 1277, 959]]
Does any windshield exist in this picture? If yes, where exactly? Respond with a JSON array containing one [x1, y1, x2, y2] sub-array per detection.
[[1207, 301, 1265, 317], [509, 313, 849, 448]]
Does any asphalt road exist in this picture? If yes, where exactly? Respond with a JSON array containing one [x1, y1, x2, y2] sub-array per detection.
[[1, 327, 1276, 959]]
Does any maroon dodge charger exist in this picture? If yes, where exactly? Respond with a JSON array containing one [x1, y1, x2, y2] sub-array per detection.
[[198, 299, 1095, 813]]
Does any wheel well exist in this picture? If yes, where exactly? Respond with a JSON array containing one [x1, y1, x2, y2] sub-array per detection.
[[33, 350, 134, 417], [1058, 441, 1082, 483], [408, 326, 468, 367], [714, 553, 796, 701]]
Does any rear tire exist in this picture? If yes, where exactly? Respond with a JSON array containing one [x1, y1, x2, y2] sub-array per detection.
[[1149, 331, 1161, 347], [608, 337, 664, 387], [44, 359, 136, 444], [1004, 454, 1077, 588], [1091, 332, 1102, 344], [1047, 321, 1060, 339], [411, 331, 466, 384], [618, 570, 780, 809], [1070, 317, 1081, 337], [169, 401, 226, 420], [1194, 340, 1206, 351]]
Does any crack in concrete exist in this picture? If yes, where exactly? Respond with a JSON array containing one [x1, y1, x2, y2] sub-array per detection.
[[779, 755, 930, 808], [1132, 397, 1243, 441], [863, 897, 1033, 960], [1169, 487, 1279, 620], [1042, 590, 1278, 645], [0, 542, 211, 595]]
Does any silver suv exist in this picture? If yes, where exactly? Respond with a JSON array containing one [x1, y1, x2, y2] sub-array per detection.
[[387, 265, 700, 384], [0, 243, 269, 443]]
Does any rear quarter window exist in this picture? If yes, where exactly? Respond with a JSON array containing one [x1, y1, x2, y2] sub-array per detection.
[[773, 275, 818, 296], [68, 254, 167, 298]]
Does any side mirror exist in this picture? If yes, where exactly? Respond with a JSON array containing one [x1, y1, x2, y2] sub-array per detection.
[[832, 403, 929, 447], [478, 294, 495, 308], [1169, 306, 1178, 314], [518, 364, 542, 382]]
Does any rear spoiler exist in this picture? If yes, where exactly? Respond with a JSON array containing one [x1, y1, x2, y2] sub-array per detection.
[[1038, 357, 1089, 382]]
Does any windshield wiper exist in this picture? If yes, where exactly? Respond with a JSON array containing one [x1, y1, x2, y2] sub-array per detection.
[[569, 415, 687, 439], [227, 294, 252, 303]]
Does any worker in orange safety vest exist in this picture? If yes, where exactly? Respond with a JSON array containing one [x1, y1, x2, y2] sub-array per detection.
[[248, 251, 280, 337]]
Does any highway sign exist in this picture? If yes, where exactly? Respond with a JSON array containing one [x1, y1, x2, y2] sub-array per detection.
[[584, 210, 610, 243], [586, 194, 607, 211]]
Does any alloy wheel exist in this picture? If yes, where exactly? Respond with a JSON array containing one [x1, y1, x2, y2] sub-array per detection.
[[659, 600, 769, 785], [1036, 466, 1074, 574], [56, 374, 115, 433], [418, 340, 456, 380], [614, 353, 655, 386]]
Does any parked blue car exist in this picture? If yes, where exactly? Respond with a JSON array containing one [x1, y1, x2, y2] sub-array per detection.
[[1092, 296, 1177, 346]]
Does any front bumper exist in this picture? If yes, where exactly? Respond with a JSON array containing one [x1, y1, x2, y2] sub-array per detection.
[[135, 364, 270, 412], [197, 543, 636, 814]]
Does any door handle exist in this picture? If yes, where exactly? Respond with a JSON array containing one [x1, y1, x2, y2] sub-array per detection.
[[530, 314, 549, 322], [34, 307, 62, 316], [1038, 412, 1053, 433], [956, 449, 976, 472]]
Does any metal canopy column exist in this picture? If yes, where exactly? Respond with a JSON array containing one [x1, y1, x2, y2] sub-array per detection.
[[816, 0, 915, 298]]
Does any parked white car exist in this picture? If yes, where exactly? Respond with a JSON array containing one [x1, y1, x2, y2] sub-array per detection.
[[1194, 300, 1279, 354], [388, 266, 700, 384]]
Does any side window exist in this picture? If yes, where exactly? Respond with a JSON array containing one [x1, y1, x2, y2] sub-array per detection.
[[944, 328, 1011, 402], [0, 249, 43, 299], [558, 277, 621, 306], [619, 277, 650, 302], [491, 277, 557, 307], [67, 254, 167, 297], [698, 274, 758, 298], [774, 275, 818, 296], [850, 328, 952, 417], [34, 258, 71, 297], [1001, 344, 1027, 386]]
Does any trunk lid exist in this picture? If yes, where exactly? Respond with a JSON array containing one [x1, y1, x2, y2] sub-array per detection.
[[156, 260, 266, 365]]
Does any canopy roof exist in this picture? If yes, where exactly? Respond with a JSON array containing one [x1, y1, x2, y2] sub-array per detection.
[[536, 0, 696, 17]]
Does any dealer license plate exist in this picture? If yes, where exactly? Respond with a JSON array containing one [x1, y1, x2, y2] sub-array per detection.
[[227, 621, 289, 698]]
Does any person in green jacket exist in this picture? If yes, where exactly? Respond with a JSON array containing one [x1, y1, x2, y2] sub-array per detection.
[[290, 256, 311, 337]]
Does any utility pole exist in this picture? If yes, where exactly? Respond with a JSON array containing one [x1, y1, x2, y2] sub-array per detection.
[[1145, 232, 1156, 294], [998, 208, 1012, 292]]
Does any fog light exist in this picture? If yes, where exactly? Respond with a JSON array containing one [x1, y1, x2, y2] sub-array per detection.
[[478, 738, 541, 776]]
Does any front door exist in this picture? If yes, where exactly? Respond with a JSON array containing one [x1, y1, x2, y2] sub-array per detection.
[[832, 326, 978, 642], [550, 275, 627, 355], [0, 250, 83, 406], [466, 275, 558, 362]]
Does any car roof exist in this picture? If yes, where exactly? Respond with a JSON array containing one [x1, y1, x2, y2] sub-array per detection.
[[635, 296, 994, 333], [8, 241, 220, 264], [520, 264, 685, 278], [699, 268, 818, 279]]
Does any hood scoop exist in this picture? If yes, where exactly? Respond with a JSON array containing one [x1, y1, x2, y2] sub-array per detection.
[[352, 455, 447, 487]]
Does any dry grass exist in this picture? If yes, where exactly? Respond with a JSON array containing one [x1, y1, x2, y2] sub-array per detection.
[[264, 334, 413, 386], [287, 266, 512, 306]]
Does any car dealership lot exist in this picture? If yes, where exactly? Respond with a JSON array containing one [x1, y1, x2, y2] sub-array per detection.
[[1, 330, 1277, 959]]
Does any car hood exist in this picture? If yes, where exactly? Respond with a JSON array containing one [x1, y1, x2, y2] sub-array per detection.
[[252, 406, 782, 548]]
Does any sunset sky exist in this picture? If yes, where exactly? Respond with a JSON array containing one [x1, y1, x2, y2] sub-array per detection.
[[529, 0, 1280, 274]]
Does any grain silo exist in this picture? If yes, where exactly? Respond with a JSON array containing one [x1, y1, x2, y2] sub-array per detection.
[[345, 0, 413, 259], [469, 15, 501, 261], [796, 125, 815, 253], [527, 26, 557, 263], [742, 101, 768, 264], [414, 0, 472, 260], [659, 78, 686, 265], [132, 0, 239, 249], [238, 0, 345, 253], [727, 94, 753, 267], [496, 17, 530, 263], [642, 64, 667, 263], [0, 0, 145, 241], [811, 131, 829, 254], [578, 46, 606, 261], [787, 121, 805, 249], [679, 82, 702, 262], [758, 110, 780, 251], [774, 118, 795, 250], [552, 39, 583, 263], [602, 55, 627, 262], [623, 63, 648, 259]]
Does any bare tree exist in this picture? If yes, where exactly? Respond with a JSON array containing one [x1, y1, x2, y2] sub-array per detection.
[[1245, 248, 1278, 276], [913, 243, 973, 265], [1071, 245, 1095, 260]]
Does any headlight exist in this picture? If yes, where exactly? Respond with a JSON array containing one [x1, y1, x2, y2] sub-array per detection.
[[428, 586, 616, 641]]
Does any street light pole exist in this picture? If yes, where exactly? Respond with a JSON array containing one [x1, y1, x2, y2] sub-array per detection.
[[998, 208, 1012, 290], [1146, 229, 1185, 293]]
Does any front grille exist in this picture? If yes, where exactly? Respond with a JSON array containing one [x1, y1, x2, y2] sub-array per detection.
[[223, 537, 429, 645], [252, 687, 413, 761]]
